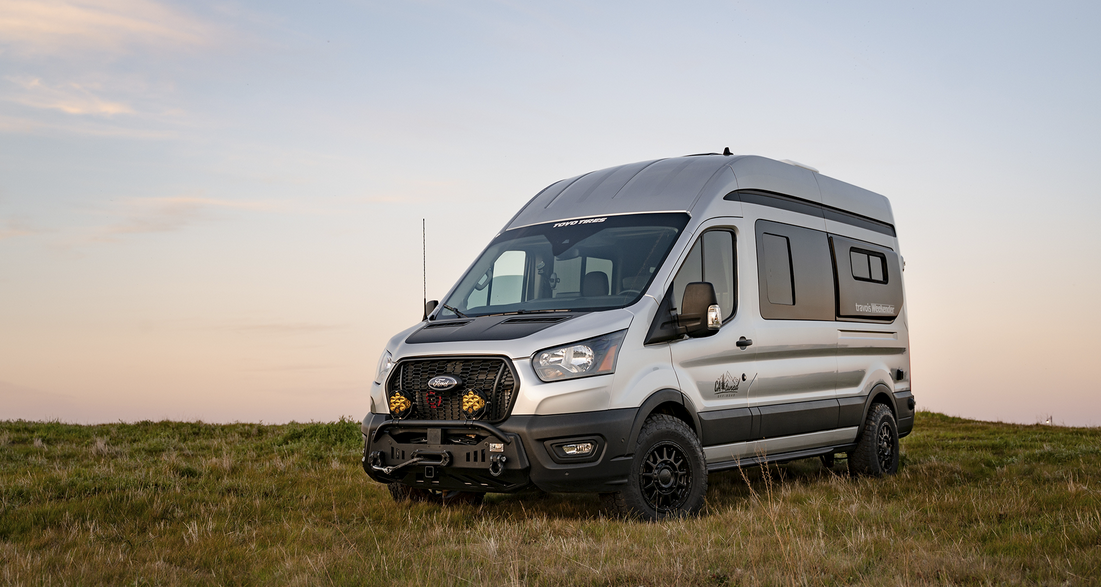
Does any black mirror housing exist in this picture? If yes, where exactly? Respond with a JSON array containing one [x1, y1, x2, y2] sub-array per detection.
[[679, 282, 719, 337], [423, 300, 439, 321]]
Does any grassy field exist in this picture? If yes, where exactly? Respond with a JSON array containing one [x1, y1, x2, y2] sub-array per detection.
[[1, 411, 1098, 586]]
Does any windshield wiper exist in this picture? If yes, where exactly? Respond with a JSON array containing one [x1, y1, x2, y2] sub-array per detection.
[[441, 304, 468, 318], [481, 309, 573, 317]]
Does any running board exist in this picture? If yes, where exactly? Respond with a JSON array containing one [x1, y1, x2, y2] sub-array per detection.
[[706, 445, 856, 473]]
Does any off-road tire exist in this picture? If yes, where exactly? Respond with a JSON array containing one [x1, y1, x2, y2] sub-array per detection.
[[603, 414, 707, 520], [848, 403, 899, 476]]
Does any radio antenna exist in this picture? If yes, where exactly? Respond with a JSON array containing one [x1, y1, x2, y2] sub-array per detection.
[[422, 218, 427, 317]]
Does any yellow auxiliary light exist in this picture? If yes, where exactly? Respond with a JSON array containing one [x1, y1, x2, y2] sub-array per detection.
[[388, 392, 413, 420], [461, 388, 488, 420]]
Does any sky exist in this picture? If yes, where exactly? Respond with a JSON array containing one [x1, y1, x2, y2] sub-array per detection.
[[1, 1, 1099, 426]]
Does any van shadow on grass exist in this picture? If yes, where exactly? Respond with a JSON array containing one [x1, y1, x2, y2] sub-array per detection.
[[473, 455, 851, 522]]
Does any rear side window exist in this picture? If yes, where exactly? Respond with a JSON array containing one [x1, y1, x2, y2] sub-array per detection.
[[850, 249, 888, 284], [831, 235, 903, 320], [755, 220, 834, 321]]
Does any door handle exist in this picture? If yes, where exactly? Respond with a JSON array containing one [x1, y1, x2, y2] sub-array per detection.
[[736, 337, 753, 349]]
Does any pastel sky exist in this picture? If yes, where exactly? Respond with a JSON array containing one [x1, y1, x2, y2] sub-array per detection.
[[1, 1, 1099, 426]]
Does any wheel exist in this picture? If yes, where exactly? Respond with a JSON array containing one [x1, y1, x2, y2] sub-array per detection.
[[604, 414, 707, 520], [820, 453, 836, 469], [848, 403, 899, 476]]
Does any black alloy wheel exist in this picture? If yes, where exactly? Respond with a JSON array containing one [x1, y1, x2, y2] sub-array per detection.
[[876, 418, 895, 471], [640, 441, 693, 512]]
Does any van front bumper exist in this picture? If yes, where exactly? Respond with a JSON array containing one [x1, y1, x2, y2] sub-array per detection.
[[361, 409, 637, 494]]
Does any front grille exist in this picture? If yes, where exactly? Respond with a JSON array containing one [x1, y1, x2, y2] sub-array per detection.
[[387, 357, 518, 422]]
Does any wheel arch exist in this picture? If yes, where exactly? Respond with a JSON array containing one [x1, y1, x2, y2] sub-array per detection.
[[856, 383, 896, 441], [626, 389, 701, 451]]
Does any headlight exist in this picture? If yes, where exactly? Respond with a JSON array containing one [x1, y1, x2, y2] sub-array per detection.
[[532, 330, 626, 382], [375, 350, 394, 384]]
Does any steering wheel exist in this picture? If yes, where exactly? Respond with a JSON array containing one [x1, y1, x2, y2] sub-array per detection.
[[619, 289, 641, 298]]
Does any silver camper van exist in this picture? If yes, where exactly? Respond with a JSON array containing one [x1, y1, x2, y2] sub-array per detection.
[[362, 153, 914, 519]]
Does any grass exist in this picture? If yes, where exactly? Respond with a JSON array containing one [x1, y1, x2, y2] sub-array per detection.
[[1, 412, 1098, 586]]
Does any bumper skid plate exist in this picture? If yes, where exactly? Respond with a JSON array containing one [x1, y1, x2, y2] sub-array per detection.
[[365, 420, 531, 492]]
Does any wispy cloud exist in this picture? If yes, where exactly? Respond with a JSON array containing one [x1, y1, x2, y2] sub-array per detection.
[[92, 195, 279, 242], [0, 217, 40, 240], [5, 77, 133, 116], [0, 0, 216, 57], [0, 112, 178, 138]]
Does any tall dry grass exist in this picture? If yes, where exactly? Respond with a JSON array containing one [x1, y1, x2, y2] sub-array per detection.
[[1, 412, 1098, 585]]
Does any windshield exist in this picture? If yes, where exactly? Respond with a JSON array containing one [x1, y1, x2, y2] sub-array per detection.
[[437, 213, 689, 318]]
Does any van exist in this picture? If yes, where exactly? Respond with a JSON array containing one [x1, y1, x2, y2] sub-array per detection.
[[362, 152, 914, 519]]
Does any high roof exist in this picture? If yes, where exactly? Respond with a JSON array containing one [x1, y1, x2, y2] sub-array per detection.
[[504, 154, 894, 230]]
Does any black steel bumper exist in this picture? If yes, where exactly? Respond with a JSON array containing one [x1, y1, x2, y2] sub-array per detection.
[[361, 408, 637, 494]]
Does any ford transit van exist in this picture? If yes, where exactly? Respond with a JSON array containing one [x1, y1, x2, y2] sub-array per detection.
[[362, 152, 914, 519]]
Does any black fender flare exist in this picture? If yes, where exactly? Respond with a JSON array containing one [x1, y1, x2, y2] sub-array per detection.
[[625, 389, 702, 453], [855, 382, 896, 441]]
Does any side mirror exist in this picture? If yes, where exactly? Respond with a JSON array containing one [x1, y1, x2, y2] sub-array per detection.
[[423, 300, 439, 321], [679, 282, 721, 337]]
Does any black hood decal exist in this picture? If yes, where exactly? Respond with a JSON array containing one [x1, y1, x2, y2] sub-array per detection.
[[405, 314, 578, 344]]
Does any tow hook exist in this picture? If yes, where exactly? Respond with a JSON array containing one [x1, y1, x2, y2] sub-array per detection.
[[489, 454, 507, 477]]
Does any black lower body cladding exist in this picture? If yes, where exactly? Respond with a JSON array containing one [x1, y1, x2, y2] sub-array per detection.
[[361, 408, 637, 494]]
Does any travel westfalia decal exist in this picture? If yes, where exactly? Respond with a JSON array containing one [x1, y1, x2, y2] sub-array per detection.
[[855, 302, 895, 314]]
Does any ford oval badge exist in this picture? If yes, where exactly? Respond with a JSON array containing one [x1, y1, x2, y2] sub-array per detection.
[[427, 375, 461, 391]]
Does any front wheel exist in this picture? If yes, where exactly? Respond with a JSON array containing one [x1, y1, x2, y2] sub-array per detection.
[[603, 414, 707, 520], [848, 403, 899, 476]]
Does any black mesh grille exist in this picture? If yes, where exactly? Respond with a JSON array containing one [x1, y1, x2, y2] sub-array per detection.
[[387, 357, 518, 422]]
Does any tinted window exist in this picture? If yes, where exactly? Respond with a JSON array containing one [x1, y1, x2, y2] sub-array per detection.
[[762, 233, 794, 305], [672, 229, 736, 321], [755, 220, 835, 321], [850, 248, 887, 284], [831, 235, 903, 320]]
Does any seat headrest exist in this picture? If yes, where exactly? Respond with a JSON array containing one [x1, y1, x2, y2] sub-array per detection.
[[582, 272, 609, 297]]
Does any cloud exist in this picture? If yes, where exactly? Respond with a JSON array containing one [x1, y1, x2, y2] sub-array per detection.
[[0, 0, 215, 57], [92, 195, 278, 241], [0, 217, 39, 240], [4, 77, 133, 116]]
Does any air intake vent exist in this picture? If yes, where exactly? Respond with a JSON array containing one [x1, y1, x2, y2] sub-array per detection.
[[499, 315, 572, 324], [422, 320, 471, 329]]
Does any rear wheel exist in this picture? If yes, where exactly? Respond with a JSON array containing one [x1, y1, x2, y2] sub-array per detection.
[[604, 414, 707, 520], [848, 403, 899, 476]]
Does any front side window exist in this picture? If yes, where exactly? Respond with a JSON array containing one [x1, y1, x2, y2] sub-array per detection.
[[438, 213, 689, 318], [671, 229, 737, 321]]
